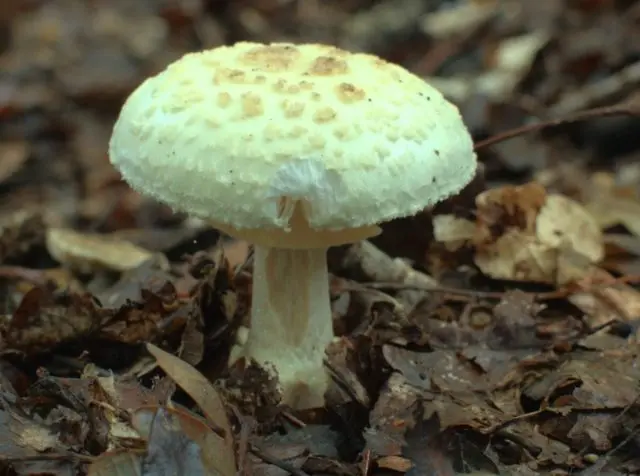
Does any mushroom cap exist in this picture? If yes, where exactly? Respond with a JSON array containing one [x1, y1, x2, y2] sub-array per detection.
[[109, 42, 476, 231]]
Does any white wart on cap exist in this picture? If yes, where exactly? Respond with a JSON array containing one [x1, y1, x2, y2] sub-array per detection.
[[109, 42, 476, 242]]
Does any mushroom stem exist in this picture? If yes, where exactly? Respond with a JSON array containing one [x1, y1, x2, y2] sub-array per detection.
[[247, 244, 333, 409]]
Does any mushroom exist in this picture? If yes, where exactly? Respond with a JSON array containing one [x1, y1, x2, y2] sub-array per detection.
[[109, 42, 477, 409]]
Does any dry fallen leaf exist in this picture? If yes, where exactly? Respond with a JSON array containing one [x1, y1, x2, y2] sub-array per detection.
[[434, 183, 604, 285], [1, 286, 103, 353], [88, 450, 143, 476], [585, 172, 640, 237], [141, 407, 212, 476], [432, 214, 476, 252], [145, 343, 236, 476], [46, 227, 156, 273], [569, 267, 640, 329], [377, 454, 414, 472], [0, 140, 29, 183], [0, 208, 44, 262]]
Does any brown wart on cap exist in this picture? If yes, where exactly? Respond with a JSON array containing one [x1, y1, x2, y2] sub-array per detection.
[[109, 41, 477, 409]]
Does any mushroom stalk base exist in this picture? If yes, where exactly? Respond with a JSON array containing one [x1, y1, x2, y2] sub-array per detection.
[[245, 245, 333, 409]]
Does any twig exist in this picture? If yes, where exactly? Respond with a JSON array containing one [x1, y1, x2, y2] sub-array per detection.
[[484, 409, 544, 434], [235, 245, 254, 277], [249, 443, 310, 476], [280, 410, 306, 428], [230, 405, 252, 476], [473, 103, 638, 151], [353, 281, 508, 300], [356, 274, 640, 302], [0, 265, 49, 287], [360, 448, 372, 476]]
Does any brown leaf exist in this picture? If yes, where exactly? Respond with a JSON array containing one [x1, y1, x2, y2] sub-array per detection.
[[523, 352, 640, 410], [88, 450, 143, 476], [403, 417, 457, 476], [377, 455, 414, 472], [383, 346, 484, 392], [365, 373, 420, 456], [99, 279, 182, 345], [1, 287, 105, 353], [565, 413, 620, 452], [145, 343, 234, 459], [248, 439, 308, 476], [424, 393, 509, 432], [499, 420, 575, 467], [488, 290, 545, 350], [0, 208, 44, 263]]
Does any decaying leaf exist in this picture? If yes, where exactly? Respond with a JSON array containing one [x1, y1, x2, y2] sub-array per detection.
[[0, 208, 44, 262], [0, 286, 105, 353]]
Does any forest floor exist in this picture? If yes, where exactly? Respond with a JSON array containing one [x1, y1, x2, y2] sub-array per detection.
[[0, 0, 639, 475]]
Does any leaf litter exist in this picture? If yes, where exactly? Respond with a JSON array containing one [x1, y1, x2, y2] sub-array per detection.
[[0, 0, 640, 475]]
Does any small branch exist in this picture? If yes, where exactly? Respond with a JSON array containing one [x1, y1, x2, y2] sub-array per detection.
[[484, 409, 545, 434], [230, 406, 252, 476], [357, 274, 640, 302], [473, 103, 638, 151], [360, 448, 372, 476], [280, 410, 307, 428]]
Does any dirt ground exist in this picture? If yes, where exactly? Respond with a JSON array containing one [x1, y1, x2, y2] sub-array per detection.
[[0, 0, 639, 475]]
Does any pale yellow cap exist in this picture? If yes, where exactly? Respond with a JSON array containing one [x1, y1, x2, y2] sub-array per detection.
[[109, 42, 476, 235]]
